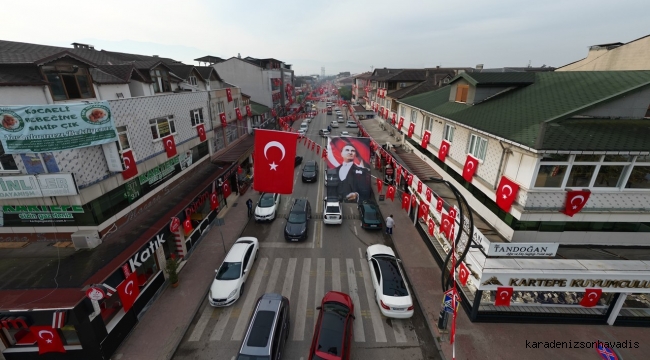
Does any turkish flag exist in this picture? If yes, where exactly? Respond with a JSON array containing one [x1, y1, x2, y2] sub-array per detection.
[[226, 88, 233, 102], [210, 192, 219, 210], [253, 129, 298, 194], [426, 187, 432, 202], [311, 141, 315, 151], [458, 262, 470, 286], [448, 207, 458, 222], [31, 326, 66, 354], [407, 173, 413, 186], [579, 288, 602, 307], [496, 176, 520, 212], [246, 105, 252, 117], [376, 178, 383, 193], [408, 123, 415, 138], [436, 197, 444, 213], [428, 218, 435, 235], [322, 149, 327, 159], [121, 149, 138, 180], [163, 135, 177, 158], [391, 113, 397, 125], [197, 124, 206, 142], [316, 145, 320, 155], [419, 202, 429, 219], [462, 155, 479, 182], [401, 193, 410, 210], [386, 185, 396, 201], [118, 272, 140, 312], [417, 180, 422, 194], [183, 218, 193, 234], [222, 180, 232, 199], [411, 193, 417, 209], [219, 112, 227, 127], [235, 108, 243, 120], [562, 190, 591, 217], [271, 109, 277, 117], [421, 131, 431, 148], [440, 213, 453, 238], [439, 140, 450, 161], [395, 117, 403, 131], [494, 287, 514, 306]]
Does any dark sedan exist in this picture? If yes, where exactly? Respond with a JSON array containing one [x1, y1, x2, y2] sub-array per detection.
[[358, 201, 383, 230], [302, 160, 319, 183], [284, 199, 311, 242]]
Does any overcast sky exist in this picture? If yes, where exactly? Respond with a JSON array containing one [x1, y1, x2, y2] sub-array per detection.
[[6, 0, 649, 75]]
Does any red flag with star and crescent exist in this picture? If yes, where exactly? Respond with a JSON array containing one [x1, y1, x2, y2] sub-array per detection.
[[376, 178, 383, 193], [401, 193, 410, 210], [440, 213, 453, 239], [439, 140, 450, 161], [219, 112, 227, 127], [246, 105, 252, 117], [163, 135, 177, 158], [419, 202, 429, 219], [397, 117, 404, 131], [436, 197, 444, 213], [426, 186, 432, 202], [579, 288, 602, 307], [421, 130, 431, 148], [462, 154, 479, 182], [496, 176, 520, 212], [222, 181, 232, 199], [417, 180, 422, 194], [428, 218, 435, 235], [118, 272, 140, 312], [210, 192, 219, 210], [226, 88, 233, 102], [121, 149, 138, 180], [562, 190, 591, 217], [408, 123, 415, 138], [197, 124, 206, 142], [31, 326, 66, 354], [235, 108, 243, 120], [495, 287, 513, 306], [386, 185, 396, 201], [458, 262, 470, 286], [253, 129, 298, 194]]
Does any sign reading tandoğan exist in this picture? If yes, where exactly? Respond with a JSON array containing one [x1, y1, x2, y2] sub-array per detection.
[[0, 101, 118, 154]]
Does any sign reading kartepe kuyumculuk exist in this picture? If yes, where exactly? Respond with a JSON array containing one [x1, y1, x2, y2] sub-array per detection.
[[0, 101, 118, 154]]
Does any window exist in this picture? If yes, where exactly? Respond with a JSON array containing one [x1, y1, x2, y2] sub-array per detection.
[[1, 143, 18, 171], [187, 76, 197, 86], [234, 98, 239, 108], [455, 84, 469, 103], [410, 109, 417, 124], [190, 109, 204, 127], [400, 107, 405, 117], [150, 69, 172, 93], [424, 116, 434, 132], [400, 82, 407, 88], [149, 116, 176, 140], [467, 134, 487, 161], [443, 124, 455, 142], [116, 126, 131, 151], [43, 65, 94, 101], [217, 101, 225, 113], [443, 78, 450, 84]]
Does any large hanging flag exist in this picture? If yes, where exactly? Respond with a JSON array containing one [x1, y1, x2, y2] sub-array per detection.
[[253, 129, 298, 194]]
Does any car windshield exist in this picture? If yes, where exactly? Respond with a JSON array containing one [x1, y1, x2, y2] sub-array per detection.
[[326, 206, 340, 213], [216, 262, 242, 280], [259, 194, 275, 207], [316, 308, 347, 356], [304, 164, 316, 172], [288, 211, 306, 223], [377, 258, 409, 296]]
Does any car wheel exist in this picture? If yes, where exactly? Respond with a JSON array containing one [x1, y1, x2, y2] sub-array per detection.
[[240, 284, 245, 297], [255, 251, 258, 261]]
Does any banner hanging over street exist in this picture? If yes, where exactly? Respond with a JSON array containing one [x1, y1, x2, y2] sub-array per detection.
[[0, 101, 118, 154]]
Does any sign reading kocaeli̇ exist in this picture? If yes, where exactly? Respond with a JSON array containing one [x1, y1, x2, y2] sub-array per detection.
[[0, 101, 118, 154]]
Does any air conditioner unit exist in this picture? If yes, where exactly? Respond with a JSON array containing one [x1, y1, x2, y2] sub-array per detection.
[[71, 230, 102, 250]]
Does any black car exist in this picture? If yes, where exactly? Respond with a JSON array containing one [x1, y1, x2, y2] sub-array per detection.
[[358, 201, 383, 230], [301, 160, 319, 183], [284, 199, 312, 241]]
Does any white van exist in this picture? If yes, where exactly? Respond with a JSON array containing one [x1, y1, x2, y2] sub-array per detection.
[[299, 123, 308, 131]]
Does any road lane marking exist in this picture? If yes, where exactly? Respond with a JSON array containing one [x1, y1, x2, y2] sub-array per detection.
[[293, 258, 311, 341], [231, 258, 268, 341], [392, 319, 408, 343], [358, 248, 363, 259], [360, 259, 387, 342], [266, 258, 282, 293], [188, 303, 213, 341], [209, 304, 233, 341], [346, 259, 365, 342], [332, 258, 341, 292], [281, 258, 297, 300], [354, 225, 358, 236], [315, 258, 325, 330]]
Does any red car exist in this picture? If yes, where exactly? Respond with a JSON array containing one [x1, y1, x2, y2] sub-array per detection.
[[309, 291, 355, 360]]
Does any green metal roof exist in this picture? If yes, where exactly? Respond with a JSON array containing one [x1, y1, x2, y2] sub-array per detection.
[[400, 71, 650, 150], [249, 101, 270, 116], [449, 72, 535, 86]]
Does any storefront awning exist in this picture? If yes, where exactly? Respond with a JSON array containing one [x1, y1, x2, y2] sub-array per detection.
[[392, 147, 442, 181], [211, 134, 255, 164]]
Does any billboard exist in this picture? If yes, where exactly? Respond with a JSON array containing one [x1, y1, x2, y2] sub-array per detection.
[[326, 137, 372, 202]]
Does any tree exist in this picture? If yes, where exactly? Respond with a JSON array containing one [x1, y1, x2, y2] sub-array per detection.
[[338, 86, 352, 100]]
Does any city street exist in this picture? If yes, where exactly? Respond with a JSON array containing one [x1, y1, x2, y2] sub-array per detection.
[[172, 103, 439, 360]]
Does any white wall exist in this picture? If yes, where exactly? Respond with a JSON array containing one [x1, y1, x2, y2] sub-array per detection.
[[128, 81, 153, 97], [96, 84, 132, 100], [512, 230, 650, 246], [0, 86, 50, 105], [213, 59, 273, 108]]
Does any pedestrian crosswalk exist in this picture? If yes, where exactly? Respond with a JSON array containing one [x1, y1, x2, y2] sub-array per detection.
[[186, 257, 418, 345]]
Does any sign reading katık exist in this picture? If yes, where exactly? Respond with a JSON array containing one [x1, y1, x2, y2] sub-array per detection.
[[0, 101, 118, 154], [487, 243, 559, 257]]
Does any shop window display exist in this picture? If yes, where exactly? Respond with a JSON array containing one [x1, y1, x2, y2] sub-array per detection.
[[620, 294, 650, 317]]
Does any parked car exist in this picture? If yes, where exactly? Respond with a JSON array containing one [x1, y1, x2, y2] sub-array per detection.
[[330, 121, 339, 128], [323, 200, 343, 225], [306, 117, 312, 123], [366, 244, 414, 318], [308, 291, 355, 360], [302, 160, 319, 183], [345, 121, 358, 128], [284, 199, 312, 242], [337, 115, 343, 120], [340, 131, 351, 137], [255, 193, 281, 222], [358, 201, 382, 230], [298, 129, 306, 138], [295, 156, 303, 167], [300, 122, 309, 131], [237, 293, 290, 360], [319, 129, 331, 137], [209, 237, 259, 307]]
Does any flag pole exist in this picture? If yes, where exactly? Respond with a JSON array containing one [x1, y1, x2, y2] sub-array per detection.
[[451, 223, 457, 360]]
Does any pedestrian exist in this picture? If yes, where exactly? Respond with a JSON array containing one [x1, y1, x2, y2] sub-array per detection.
[[385, 214, 394, 235], [246, 198, 253, 217]]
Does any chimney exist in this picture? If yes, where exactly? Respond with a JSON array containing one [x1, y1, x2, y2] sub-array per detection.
[[238, 53, 241, 59], [152, 55, 159, 58], [476, 64, 484, 70]]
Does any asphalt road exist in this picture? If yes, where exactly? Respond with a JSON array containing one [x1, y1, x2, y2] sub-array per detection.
[[172, 101, 440, 360]]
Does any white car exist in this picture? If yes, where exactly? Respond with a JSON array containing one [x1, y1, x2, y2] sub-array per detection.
[[209, 237, 259, 307], [298, 129, 306, 138], [340, 131, 351, 137], [323, 200, 343, 225], [255, 192, 281, 221], [330, 121, 339, 128], [300, 123, 308, 131], [346, 121, 358, 128], [306, 117, 312, 123], [366, 244, 414, 318]]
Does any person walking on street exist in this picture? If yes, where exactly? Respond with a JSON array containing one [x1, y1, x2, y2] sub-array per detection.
[[246, 198, 253, 217], [386, 214, 394, 235]]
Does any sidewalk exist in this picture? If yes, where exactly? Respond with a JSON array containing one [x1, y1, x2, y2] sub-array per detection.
[[375, 194, 649, 360], [111, 190, 257, 360]]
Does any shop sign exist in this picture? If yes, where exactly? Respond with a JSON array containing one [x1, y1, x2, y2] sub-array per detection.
[[0, 101, 118, 154], [128, 233, 166, 272], [138, 156, 179, 187], [86, 286, 106, 301], [478, 271, 650, 293], [185, 191, 210, 218], [170, 217, 181, 233], [2, 205, 83, 222], [487, 243, 559, 257], [0, 174, 78, 199]]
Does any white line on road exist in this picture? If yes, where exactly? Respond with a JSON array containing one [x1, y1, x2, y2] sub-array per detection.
[[331, 258, 341, 292], [354, 225, 358, 236], [231, 258, 268, 341], [315, 258, 325, 330], [358, 248, 363, 259], [346, 259, 365, 342], [392, 319, 408, 343], [266, 258, 282, 293], [360, 259, 387, 342], [260, 242, 313, 249], [281, 258, 297, 300], [209, 305, 233, 341], [293, 258, 311, 341], [188, 303, 213, 341]]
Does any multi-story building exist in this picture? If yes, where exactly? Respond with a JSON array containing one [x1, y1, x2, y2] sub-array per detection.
[[351, 72, 371, 105], [557, 34, 650, 71], [0, 40, 259, 359]]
